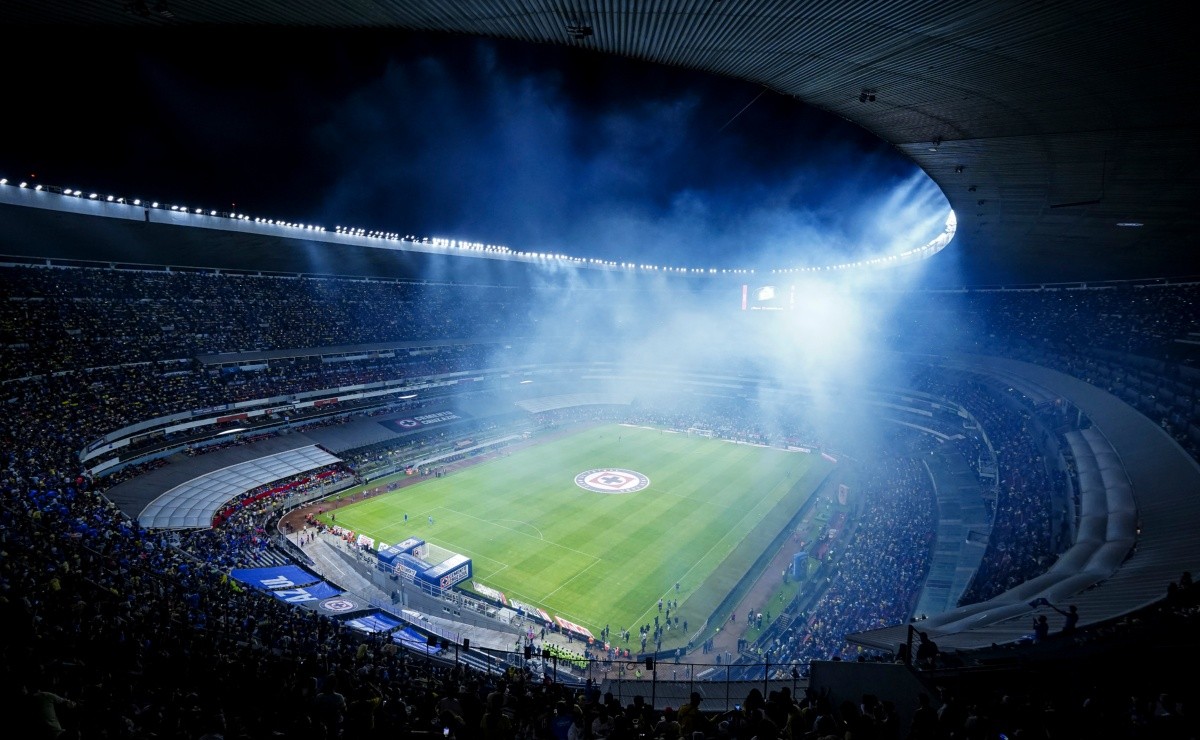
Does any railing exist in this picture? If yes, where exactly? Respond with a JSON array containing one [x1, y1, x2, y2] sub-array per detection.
[[372, 638, 813, 712]]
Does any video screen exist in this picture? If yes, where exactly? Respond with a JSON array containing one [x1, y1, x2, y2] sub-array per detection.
[[740, 284, 794, 311]]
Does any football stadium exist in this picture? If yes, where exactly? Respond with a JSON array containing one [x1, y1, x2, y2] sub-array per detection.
[[315, 422, 835, 650], [2, 2, 1199, 739]]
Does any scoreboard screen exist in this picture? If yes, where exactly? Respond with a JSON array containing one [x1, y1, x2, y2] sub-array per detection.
[[740, 284, 794, 311]]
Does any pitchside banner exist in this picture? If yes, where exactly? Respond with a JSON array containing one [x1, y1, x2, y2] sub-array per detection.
[[556, 616, 595, 640], [511, 599, 553, 624], [473, 581, 507, 605], [230, 565, 320, 591]]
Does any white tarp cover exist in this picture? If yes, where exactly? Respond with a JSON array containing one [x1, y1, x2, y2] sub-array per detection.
[[138, 445, 342, 529]]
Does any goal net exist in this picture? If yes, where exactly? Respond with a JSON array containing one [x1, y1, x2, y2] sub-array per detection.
[[423, 541, 459, 566]]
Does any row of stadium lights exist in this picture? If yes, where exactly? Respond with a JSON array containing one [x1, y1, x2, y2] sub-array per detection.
[[1, 177, 946, 275], [423, 236, 757, 273], [768, 212, 958, 273], [1, 179, 324, 232]]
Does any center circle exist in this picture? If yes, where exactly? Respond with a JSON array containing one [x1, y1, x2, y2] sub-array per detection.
[[575, 468, 650, 494]]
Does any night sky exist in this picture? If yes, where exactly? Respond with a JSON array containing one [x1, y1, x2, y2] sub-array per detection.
[[5, 27, 946, 271]]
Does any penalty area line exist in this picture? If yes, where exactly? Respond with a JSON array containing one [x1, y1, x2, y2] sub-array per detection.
[[495, 518, 545, 540], [539, 556, 603, 603]]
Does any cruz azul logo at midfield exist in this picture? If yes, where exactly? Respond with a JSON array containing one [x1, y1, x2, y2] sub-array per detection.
[[575, 468, 650, 494]]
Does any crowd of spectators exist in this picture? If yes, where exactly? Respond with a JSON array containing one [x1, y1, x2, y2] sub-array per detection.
[[759, 447, 937, 668], [2, 263, 1198, 737], [887, 284, 1200, 362], [910, 370, 1065, 605], [889, 284, 1200, 463], [533, 395, 824, 453], [0, 265, 533, 378]]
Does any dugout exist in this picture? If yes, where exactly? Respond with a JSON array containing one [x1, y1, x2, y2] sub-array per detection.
[[423, 553, 473, 590], [395, 536, 427, 557], [376, 537, 427, 570], [375, 538, 473, 594]]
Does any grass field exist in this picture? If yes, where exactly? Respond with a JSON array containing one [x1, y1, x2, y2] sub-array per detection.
[[319, 423, 833, 647]]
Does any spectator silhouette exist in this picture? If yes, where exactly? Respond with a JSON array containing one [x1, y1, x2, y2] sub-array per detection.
[[906, 693, 938, 740], [313, 674, 347, 738], [1032, 614, 1050, 642], [915, 631, 939, 669], [1048, 603, 1079, 635]]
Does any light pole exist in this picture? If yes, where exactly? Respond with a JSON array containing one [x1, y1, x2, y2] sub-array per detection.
[[456, 637, 469, 666], [763, 651, 769, 698], [649, 656, 657, 710]]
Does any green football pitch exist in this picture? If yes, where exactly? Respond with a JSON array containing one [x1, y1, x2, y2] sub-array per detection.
[[319, 423, 832, 647]]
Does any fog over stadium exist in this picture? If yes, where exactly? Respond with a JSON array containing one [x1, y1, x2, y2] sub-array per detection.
[[4, 26, 956, 428], [0, 4, 1103, 673], [7, 29, 948, 272]]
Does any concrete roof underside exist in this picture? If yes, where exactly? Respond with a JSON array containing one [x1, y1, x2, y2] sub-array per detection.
[[2, 0, 1196, 286]]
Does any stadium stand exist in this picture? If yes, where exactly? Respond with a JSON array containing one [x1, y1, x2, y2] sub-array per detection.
[[2, 255, 1198, 739], [3, 0, 1200, 732]]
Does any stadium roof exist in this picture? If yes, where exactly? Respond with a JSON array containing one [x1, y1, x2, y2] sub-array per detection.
[[3, 0, 1196, 286]]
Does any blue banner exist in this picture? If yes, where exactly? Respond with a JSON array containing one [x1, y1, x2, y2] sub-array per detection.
[[230, 565, 319, 591], [394, 626, 443, 654], [346, 611, 404, 634], [270, 581, 342, 604]]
